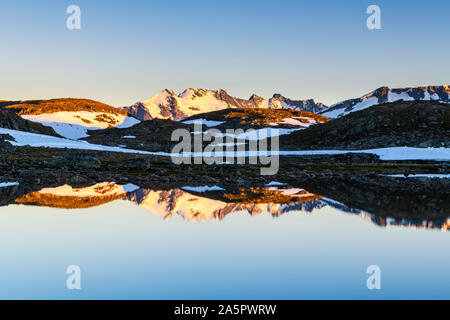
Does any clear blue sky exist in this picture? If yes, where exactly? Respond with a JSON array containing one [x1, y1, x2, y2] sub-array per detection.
[[0, 0, 448, 107]]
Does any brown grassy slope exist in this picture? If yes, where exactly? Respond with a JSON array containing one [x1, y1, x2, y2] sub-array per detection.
[[1, 98, 128, 116], [15, 192, 126, 209], [222, 187, 322, 204], [280, 100, 450, 149], [182, 108, 330, 129]]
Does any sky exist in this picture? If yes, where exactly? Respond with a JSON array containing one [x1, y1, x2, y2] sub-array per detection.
[[0, 0, 449, 107]]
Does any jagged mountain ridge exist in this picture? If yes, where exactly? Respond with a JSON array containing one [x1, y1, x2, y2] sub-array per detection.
[[123, 85, 450, 122], [122, 88, 328, 121], [320, 85, 450, 118], [5, 181, 447, 230], [2, 85, 449, 139]]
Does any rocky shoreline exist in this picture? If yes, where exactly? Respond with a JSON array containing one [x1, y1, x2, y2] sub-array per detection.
[[1, 145, 448, 187], [1, 144, 449, 222]]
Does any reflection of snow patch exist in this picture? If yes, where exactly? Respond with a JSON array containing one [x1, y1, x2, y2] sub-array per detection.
[[37, 182, 139, 197], [265, 181, 287, 186], [0, 182, 19, 188], [182, 185, 225, 192], [268, 187, 315, 198]]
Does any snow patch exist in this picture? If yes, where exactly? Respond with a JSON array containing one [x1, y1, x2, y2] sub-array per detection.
[[0, 127, 160, 155], [182, 119, 225, 127], [380, 174, 450, 179], [225, 127, 301, 140], [278, 147, 450, 161], [269, 118, 312, 127], [2, 127, 450, 162], [22, 111, 140, 140]]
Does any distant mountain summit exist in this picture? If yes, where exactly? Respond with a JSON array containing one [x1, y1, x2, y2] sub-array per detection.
[[269, 94, 327, 113], [122, 88, 328, 121], [125, 85, 450, 122], [320, 85, 450, 118]]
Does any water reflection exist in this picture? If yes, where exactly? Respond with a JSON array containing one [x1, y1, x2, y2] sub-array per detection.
[[3, 181, 448, 231], [14, 182, 139, 209]]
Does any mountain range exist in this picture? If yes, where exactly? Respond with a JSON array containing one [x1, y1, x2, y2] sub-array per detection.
[[5, 181, 447, 230], [122, 88, 328, 121], [320, 85, 450, 118], [122, 85, 449, 122], [0, 85, 448, 142]]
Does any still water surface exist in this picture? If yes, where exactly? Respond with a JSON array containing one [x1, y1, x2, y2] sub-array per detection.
[[0, 182, 448, 299]]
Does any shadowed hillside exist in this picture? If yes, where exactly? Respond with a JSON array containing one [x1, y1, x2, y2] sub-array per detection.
[[281, 100, 450, 149], [183, 107, 330, 130], [83, 118, 193, 152], [0, 108, 60, 136]]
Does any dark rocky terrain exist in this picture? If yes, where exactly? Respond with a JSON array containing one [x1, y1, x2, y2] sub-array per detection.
[[83, 118, 194, 152], [182, 107, 329, 130], [82, 108, 329, 152], [0, 146, 448, 223], [1, 93, 449, 225], [297, 174, 450, 220], [0, 108, 60, 136], [281, 100, 450, 149]]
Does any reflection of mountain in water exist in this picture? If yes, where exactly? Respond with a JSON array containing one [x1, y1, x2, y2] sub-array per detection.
[[14, 182, 139, 209], [3, 182, 448, 231], [321, 198, 449, 232], [125, 187, 325, 221]]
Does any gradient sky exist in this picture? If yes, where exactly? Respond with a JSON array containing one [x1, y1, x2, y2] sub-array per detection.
[[0, 0, 449, 107]]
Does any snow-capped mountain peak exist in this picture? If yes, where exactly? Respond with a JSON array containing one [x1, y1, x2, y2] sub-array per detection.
[[321, 85, 450, 118], [122, 88, 328, 121]]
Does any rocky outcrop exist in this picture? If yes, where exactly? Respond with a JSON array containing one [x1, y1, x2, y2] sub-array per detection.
[[0, 108, 60, 136], [299, 174, 450, 220], [281, 100, 450, 149], [83, 118, 194, 152]]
